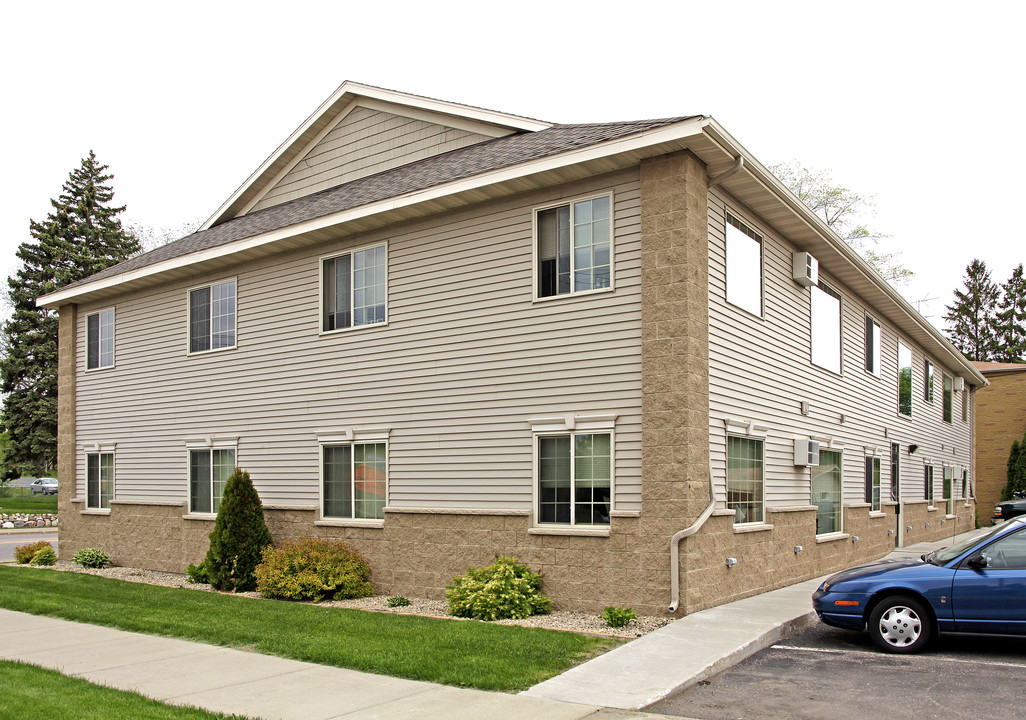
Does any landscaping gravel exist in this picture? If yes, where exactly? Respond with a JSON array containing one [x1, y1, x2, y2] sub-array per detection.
[[40, 561, 673, 638]]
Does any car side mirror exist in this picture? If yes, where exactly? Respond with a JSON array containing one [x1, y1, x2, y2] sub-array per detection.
[[967, 555, 988, 570]]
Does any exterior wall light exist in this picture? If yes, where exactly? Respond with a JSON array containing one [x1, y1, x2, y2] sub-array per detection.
[[851, 536, 860, 543], [908, 444, 920, 455], [794, 545, 803, 554], [725, 557, 738, 568]]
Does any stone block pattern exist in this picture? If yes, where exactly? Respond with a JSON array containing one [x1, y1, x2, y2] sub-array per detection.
[[974, 372, 1026, 524]]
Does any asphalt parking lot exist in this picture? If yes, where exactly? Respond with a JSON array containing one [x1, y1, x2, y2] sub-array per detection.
[[650, 621, 1026, 720]]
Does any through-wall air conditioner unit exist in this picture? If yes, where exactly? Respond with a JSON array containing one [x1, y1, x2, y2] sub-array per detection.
[[954, 377, 965, 392], [792, 252, 819, 287], [794, 438, 821, 467]]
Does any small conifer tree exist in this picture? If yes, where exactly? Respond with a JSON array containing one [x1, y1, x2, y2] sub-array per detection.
[[1002, 434, 1026, 501], [204, 468, 273, 592]]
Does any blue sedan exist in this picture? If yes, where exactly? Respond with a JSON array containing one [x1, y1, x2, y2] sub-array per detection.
[[813, 516, 1026, 653]]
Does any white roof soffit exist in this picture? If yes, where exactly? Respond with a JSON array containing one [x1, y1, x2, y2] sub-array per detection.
[[201, 81, 554, 230]]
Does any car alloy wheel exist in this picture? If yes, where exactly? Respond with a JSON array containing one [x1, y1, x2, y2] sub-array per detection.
[[869, 595, 932, 653]]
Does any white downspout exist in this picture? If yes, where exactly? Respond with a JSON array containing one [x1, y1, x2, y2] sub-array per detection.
[[667, 456, 717, 613]]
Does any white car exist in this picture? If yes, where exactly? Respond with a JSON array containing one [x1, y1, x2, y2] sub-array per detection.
[[30, 477, 58, 495]]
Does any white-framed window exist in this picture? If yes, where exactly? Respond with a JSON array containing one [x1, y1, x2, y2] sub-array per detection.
[[529, 414, 614, 526], [924, 360, 935, 403], [725, 212, 762, 316], [943, 375, 953, 423], [811, 282, 842, 374], [186, 439, 237, 514], [189, 279, 236, 353], [321, 442, 387, 520], [85, 449, 114, 509], [535, 194, 612, 299], [86, 308, 115, 370], [864, 455, 882, 512], [321, 244, 387, 332], [890, 442, 901, 502], [897, 341, 912, 417], [924, 464, 935, 505], [813, 449, 843, 534], [962, 386, 969, 422], [864, 316, 881, 376], [727, 434, 764, 524]]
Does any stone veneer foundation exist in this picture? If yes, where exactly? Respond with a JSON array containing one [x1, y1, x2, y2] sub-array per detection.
[[54, 151, 977, 617]]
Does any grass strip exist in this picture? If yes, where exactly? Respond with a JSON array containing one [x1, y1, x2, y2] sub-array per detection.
[[0, 660, 249, 720], [0, 566, 617, 691], [0, 495, 57, 514]]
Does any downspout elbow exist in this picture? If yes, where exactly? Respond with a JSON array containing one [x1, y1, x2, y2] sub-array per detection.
[[668, 457, 716, 613]]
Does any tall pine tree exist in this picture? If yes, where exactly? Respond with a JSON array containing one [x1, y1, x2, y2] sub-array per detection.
[[994, 263, 1026, 363], [1, 152, 140, 474], [943, 259, 1000, 362]]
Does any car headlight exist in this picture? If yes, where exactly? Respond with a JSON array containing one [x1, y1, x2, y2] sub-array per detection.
[[994, 506, 1003, 516]]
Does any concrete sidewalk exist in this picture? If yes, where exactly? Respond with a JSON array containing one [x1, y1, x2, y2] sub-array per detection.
[[0, 531, 980, 719]]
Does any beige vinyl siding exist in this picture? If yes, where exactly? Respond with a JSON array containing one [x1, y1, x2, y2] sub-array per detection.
[[250, 106, 491, 213], [74, 170, 643, 512], [707, 188, 972, 515]]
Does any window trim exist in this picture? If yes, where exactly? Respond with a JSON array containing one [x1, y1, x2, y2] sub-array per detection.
[[186, 277, 238, 356], [814, 448, 844, 535], [924, 464, 935, 506], [923, 359, 935, 403], [864, 315, 881, 377], [726, 432, 765, 526], [811, 281, 843, 375], [864, 454, 882, 512], [83, 443, 116, 511], [318, 242, 389, 336], [532, 191, 615, 303], [942, 374, 953, 424], [317, 427, 390, 523], [85, 307, 116, 371], [943, 465, 955, 515], [897, 340, 913, 418], [184, 437, 239, 515], [724, 210, 764, 319]]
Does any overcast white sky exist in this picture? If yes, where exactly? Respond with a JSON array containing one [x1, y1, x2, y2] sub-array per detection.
[[2, 1, 1023, 328]]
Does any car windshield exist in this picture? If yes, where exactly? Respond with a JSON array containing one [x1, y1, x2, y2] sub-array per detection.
[[931, 524, 1012, 564]]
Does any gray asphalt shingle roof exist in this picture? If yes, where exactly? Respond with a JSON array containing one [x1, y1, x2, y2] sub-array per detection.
[[65, 117, 693, 290]]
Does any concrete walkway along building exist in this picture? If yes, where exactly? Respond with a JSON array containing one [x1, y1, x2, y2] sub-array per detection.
[[40, 81, 984, 616]]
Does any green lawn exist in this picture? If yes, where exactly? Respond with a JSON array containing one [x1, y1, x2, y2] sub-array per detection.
[[0, 566, 617, 691], [0, 660, 250, 719], [0, 493, 57, 514]]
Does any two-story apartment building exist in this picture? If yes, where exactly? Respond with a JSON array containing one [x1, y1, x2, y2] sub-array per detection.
[[40, 82, 984, 616]]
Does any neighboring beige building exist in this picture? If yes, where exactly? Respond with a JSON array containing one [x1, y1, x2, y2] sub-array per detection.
[[40, 82, 985, 616], [972, 361, 1026, 524]]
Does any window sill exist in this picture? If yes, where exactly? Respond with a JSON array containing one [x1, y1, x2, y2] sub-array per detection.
[[79, 508, 111, 516], [319, 321, 389, 338], [733, 523, 773, 534], [182, 514, 216, 522], [927, 506, 938, 512], [186, 345, 237, 358], [816, 532, 851, 544], [868, 511, 887, 519], [314, 519, 384, 529], [528, 526, 609, 537], [532, 286, 615, 305]]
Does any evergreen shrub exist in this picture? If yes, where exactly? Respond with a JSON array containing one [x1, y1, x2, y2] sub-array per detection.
[[445, 556, 552, 620], [30, 546, 57, 565], [1002, 433, 1026, 501], [14, 540, 52, 564], [255, 538, 374, 602], [204, 468, 273, 592]]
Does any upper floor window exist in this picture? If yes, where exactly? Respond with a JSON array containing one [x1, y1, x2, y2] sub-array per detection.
[[322, 441, 387, 520], [962, 387, 968, 422], [924, 360, 934, 402], [725, 213, 762, 316], [943, 375, 953, 423], [536, 195, 611, 298], [86, 308, 115, 369], [189, 279, 236, 353], [897, 341, 912, 417], [86, 451, 114, 509], [727, 434, 763, 524], [864, 316, 881, 376], [811, 283, 841, 374], [322, 244, 387, 332]]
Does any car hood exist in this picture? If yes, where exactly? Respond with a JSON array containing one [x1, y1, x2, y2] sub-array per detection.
[[825, 558, 931, 586]]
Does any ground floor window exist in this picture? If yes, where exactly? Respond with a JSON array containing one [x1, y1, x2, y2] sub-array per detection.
[[864, 455, 882, 513], [924, 465, 935, 505], [813, 449, 843, 534], [537, 432, 611, 525], [189, 448, 236, 514], [727, 435, 764, 524], [944, 466, 954, 515], [322, 442, 387, 520], [86, 452, 114, 509]]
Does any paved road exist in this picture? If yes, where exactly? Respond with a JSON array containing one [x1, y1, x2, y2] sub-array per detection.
[[650, 621, 1026, 720], [0, 532, 58, 563]]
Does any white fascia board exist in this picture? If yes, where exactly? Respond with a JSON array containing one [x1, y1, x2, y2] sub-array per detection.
[[39, 117, 711, 309], [201, 81, 554, 231], [701, 120, 986, 387]]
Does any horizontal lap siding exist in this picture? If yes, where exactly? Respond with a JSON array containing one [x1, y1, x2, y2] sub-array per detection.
[[252, 107, 490, 213], [75, 171, 644, 512], [707, 188, 972, 512]]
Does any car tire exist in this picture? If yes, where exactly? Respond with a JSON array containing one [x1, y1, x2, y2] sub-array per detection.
[[868, 595, 933, 653]]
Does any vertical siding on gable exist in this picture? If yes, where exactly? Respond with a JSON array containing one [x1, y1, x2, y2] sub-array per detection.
[[250, 106, 491, 213], [707, 187, 972, 515], [74, 170, 644, 513]]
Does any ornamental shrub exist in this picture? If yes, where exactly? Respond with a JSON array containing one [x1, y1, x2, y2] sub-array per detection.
[[204, 468, 274, 592], [30, 546, 58, 566], [600, 606, 637, 628], [387, 594, 411, 608], [72, 548, 112, 569], [1001, 434, 1026, 501], [255, 538, 374, 602], [445, 556, 552, 621], [185, 560, 209, 584], [14, 541, 52, 564]]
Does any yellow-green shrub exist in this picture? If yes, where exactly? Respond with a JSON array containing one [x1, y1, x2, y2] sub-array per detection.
[[255, 538, 373, 602], [445, 556, 552, 620]]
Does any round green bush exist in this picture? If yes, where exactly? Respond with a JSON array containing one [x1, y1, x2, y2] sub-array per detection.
[[30, 546, 58, 566], [445, 556, 552, 620], [72, 548, 112, 569], [255, 538, 374, 602]]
